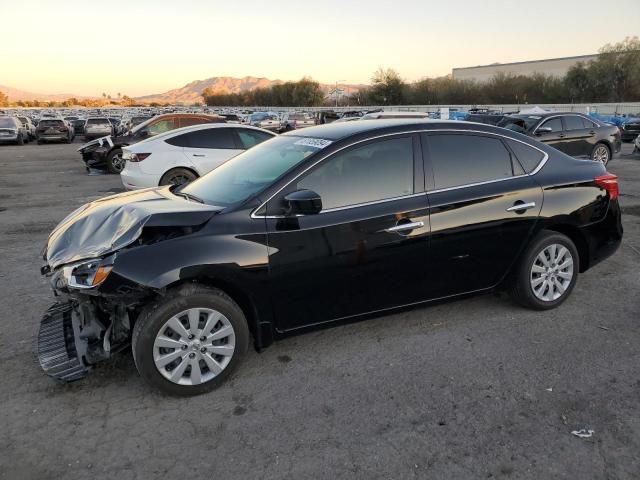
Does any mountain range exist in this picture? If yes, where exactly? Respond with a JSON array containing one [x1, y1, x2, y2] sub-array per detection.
[[1, 76, 363, 104], [0, 85, 95, 102]]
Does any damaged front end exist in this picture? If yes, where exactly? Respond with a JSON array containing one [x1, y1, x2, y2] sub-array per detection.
[[37, 187, 222, 382], [38, 254, 148, 382], [77, 136, 114, 169]]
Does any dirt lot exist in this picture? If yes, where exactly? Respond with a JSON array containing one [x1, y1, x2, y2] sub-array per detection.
[[0, 140, 639, 480]]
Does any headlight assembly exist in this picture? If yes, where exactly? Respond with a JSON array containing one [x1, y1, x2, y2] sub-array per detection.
[[62, 255, 115, 289]]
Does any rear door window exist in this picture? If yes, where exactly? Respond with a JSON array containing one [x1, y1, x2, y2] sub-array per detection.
[[564, 115, 585, 131], [426, 133, 517, 189], [166, 128, 236, 149]]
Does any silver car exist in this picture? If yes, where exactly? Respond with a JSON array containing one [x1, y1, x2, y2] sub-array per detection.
[[248, 112, 281, 132], [84, 117, 114, 140], [17, 116, 37, 140], [0, 116, 28, 145], [279, 112, 315, 132]]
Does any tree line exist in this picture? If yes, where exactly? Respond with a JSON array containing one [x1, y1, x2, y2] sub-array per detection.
[[202, 37, 640, 107]]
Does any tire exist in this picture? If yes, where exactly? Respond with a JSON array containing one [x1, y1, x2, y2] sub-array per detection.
[[106, 148, 125, 174], [37, 139, 43, 145], [509, 230, 579, 310], [16, 134, 24, 146], [159, 167, 198, 187], [132, 285, 249, 396], [591, 143, 611, 165]]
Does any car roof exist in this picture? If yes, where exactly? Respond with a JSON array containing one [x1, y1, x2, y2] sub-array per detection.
[[127, 123, 275, 149], [281, 118, 472, 141]]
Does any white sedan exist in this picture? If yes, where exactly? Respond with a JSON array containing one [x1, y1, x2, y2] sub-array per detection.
[[120, 124, 275, 190]]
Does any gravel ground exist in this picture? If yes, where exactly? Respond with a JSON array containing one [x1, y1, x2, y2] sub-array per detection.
[[0, 139, 638, 480]]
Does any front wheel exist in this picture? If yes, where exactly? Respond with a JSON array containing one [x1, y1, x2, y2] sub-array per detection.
[[509, 231, 579, 310], [16, 134, 24, 145], [591, 143, 610, 165], [106, 148, 125, 174], [132, 285, 249, 395]]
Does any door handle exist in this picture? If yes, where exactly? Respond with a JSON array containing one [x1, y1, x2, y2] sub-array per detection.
[[506, 201, 536, 212], [384, 221, 424, 234], [192, 154, 205, 157]]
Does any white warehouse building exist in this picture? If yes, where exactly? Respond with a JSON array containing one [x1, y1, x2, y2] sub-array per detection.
[[452, 54, 599, 83]]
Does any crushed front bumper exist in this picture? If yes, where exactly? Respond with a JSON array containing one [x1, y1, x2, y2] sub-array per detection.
[[37, 302, 91, 381]]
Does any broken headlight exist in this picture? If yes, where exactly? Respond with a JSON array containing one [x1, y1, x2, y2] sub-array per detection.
[[63, 255, 115, 289]]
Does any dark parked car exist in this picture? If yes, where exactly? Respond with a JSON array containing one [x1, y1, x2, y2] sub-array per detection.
[[36, 118, 73, 144], [465, 113, 507, 126], [620, 117, 640, 142], [38, 120, 622, 395], [497, 112, 621, 165], [77, 113, 225, 173], [73, 119, 86, 134]]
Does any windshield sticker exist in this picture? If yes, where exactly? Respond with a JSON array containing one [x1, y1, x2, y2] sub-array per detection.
[[294, 138, 333, 149]]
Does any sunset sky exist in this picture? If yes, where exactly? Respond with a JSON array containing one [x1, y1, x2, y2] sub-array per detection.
[[1, 0, 638, 97]]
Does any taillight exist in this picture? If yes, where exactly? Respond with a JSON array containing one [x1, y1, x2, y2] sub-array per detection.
[[130, 153, 151, 162], [594, 173, 619, 200]]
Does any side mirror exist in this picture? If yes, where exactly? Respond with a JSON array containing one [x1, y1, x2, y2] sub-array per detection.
[[284, 189, 322, 215], [137, 129, 149, 138], [536, 126, 553, 135]]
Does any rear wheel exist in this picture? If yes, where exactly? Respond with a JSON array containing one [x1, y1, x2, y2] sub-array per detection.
[[106, 148, 125, 174], [591, 143, 610, 165], [132, 285, 249, 395], [509, 230, 579, 310], [160, 168, 198, 187]]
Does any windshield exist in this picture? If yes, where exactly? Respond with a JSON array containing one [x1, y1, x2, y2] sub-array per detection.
[[0, 117, 16, 128], [497, 115, 540, 133], [180, 136, 328, 206], [130, 115, 158, 134]]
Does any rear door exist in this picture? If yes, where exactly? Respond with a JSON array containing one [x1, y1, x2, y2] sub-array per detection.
[[561, 115, 593, 157], [423, 132, 544, 298], [180, 128, 243, 174], [265, 134, 430, 331], [533, 117, 568, 153]]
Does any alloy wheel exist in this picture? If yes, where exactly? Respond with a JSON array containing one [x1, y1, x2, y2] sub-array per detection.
[[153, 308, 236, 386], [530, 244, 574, 302], [592, 145, 609, 164], [111, 153, 125, 172]]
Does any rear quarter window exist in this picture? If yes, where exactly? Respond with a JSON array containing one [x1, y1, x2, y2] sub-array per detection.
[[505, 139, 545, 174]]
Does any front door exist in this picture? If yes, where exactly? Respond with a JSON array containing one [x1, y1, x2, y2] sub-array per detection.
[[265, 134, 431, 332], [422, 132, 544, 298], [534, 117, 568, 154]]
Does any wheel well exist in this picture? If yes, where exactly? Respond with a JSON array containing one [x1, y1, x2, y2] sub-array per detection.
[[159, 167, 199, 185], [544, 224, 589, 272], [163, 278, 260, 341], [594, 141, 611, 153]]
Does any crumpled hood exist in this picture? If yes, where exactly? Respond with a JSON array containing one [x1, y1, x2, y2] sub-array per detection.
[[44, 187, 222, 269]]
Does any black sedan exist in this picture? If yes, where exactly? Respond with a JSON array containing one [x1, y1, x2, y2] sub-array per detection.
[[38, 120, 622, 395], [620, 117, 640, 142], [497, 112, 621, 165]]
